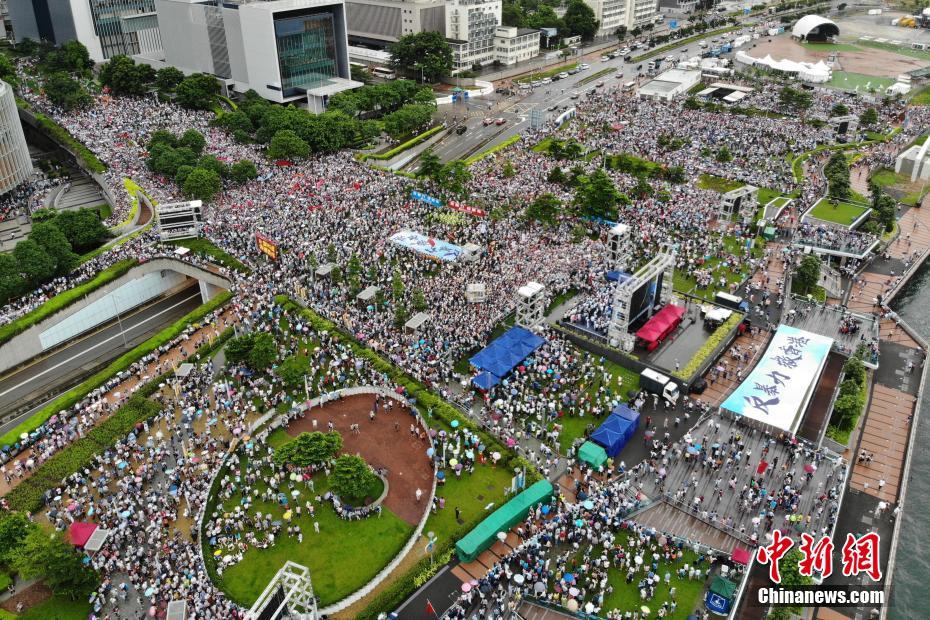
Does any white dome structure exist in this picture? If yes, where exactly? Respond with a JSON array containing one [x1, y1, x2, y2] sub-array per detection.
[[0, 80, 31, 195], [792, 15, 840, 41]]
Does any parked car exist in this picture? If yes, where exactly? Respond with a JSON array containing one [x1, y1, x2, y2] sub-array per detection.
[[456, 125, 467, 135], [483, 118, 494, 126], [548, 104, 558, 111], [495, 117, 506, 125], [619, 47, 631, 55], [570, 91, 580, 99], [558, 72, 570, 79], [600, 55, 610, 62], [595, 81, 604, 87]]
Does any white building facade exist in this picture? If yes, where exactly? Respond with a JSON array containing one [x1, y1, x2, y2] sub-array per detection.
[[493, 26, 539, 65], [146, 0, 359, 108], [344, 0, 445, 44], [0, 80, 32, 195], [584, 0, 657, 35], [445, 0, 500, 70]]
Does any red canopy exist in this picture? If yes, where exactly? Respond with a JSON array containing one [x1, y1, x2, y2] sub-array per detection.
[[68, 522, 98, 548], [731, 546, 751, 565], [635, 305, 685, 343]]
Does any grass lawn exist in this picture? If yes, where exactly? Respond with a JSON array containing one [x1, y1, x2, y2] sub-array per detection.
[[857, 39, 930, 62], [806, 198, 870, 227], [213, 457, 414, 607], [675, 235, 761, 301], [910, 88, 930, 106], [870, 167, 930, 206], [757, 187, 782, 206], [165, 237, 250, 272], [827, 72, 895, 93], [532, 137, 554, 153], [697, 174, 743, 194], [17, 595, 93, 620], [94, 202, 112, 220], [428, 463, 513, 541], [803, 41, 861, 52], [0, 572, 10, 591], [601, 531, 707, 618]]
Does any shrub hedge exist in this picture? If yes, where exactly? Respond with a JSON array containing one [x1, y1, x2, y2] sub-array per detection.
[[464, 135, 520, 166], [0, 290, 232, 449], [360, 125, 445, 161], [673, 312, 742, 381], [0, 259, 137, 348]]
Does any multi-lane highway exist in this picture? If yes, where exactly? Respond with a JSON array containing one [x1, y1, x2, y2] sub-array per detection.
[[423, 22, 752, 164], [0, 285, 203, 429]]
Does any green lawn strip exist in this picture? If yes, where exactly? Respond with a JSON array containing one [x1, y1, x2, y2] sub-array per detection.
[[95, 202, 112, 220], [360, 125, 445, 161], [674, 236, 760, 301], [807, 199, 869, 227], [910, 88, 930, 106], [802, 41, 861, 52], [0, 572, 10, 591], [697, 174, 743, 194], [0, 258, 137, 348], [115, 178, 151, 230], [515, 63, 579, 84], [826, 72, 895, 93], [576, 67, 617, 87], [164, 237, 250, 273], [857, 39, 930, 61], [757, 187, 783, 206], [0, 291, 232, 451], [464, 135, 521, 166], [16, 594, 93, 620], [546, 288, 579, 315], [633, 25, 741, 62], [427, 464, 514, 542], [532, 137, 555, 153]]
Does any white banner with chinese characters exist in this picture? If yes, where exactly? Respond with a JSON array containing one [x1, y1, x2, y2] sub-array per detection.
[[720, 325, 833, 433]]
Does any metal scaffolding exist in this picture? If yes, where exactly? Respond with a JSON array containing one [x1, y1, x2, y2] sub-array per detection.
[[246, 561, 318, 620], [608, 251, 676, 350], [607, 223, 632, 271], [516, 281, 547, 328]]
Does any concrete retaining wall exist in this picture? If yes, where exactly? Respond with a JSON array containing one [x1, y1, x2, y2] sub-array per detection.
[[0, 258, 230, 373]]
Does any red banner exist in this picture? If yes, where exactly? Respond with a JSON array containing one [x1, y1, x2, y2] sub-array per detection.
[[447, 200, 486, 217]]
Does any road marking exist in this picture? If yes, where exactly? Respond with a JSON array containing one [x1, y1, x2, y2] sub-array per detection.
[[0, 292, 202, 400]]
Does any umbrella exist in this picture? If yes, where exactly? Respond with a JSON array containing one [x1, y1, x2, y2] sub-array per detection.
[[641, 606, 651, 615], [687, 446, 699, 455], [497, 531, 508, 542], [117, 461, 128, 470], [451, 420, 460, 428], [492, 452, 501, 462], [213, 550, 222, 557], [563, 573, 575, 583], [541, 505, 550, 515], [566, 599, 579, 611], [804, 463, 816, 473], [291, 490, 300, 497], [290, 473, 299, 481], [534, 581, 546, 594], [436, 471, 445, 480], [427, 448, 435, 457], [19, 433, 27, 440], [575, 519, 584, 527], [461, 582, 472, 593], [283, 510, 292, 521], [513, 574, 525, 585], [585, 602, 595, 613], [145, 587, 155, 597], [569, 586, 580, 597], [465, 450, 474, 460], [449, 458, 458, 467], [583, 500, 594, 510], [635, 556, 643, 565]]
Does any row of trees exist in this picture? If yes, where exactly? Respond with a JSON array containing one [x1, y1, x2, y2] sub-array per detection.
[[99, 54, 186, 98], [416, 150, 472, 197], [824, 152, 850, 200], [0, 207, 110, 305], [147, 128, 257, 202], [830, 356, 867, 433]]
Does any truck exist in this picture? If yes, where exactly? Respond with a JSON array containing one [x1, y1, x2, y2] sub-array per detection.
[[640, 368, 680, 405]]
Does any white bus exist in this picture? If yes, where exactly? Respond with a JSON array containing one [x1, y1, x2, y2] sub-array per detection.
[[372, 66, 396, 80]]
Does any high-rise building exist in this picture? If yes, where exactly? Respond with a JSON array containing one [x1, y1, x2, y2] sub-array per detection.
[[583, 0, 657, 35], [7, 0, 163, 62], [146, 0, 359, 109], [0, 79, 32, 195], [445, 0, 500, 71]]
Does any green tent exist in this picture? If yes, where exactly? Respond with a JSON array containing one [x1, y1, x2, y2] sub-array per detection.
[[762, 226, 776, 241], [578, 441, 608, 469], [709, 575, 737, 599]]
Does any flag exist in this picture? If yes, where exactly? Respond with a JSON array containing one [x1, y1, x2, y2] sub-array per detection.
[[426, 600, 437, 616]]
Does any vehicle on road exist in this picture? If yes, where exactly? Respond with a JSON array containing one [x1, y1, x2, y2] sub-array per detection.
[[551, 74, 561, 81], [570, 91, 580, 99], [568, 68, 580, 75], [547, 104, 558, 111], [495, 117, 506, 125], [640, 368, 680, 406], [615, 72, 624, 79], [531, 80, 542, 87], [483, 118, 494, 126], [456, 125, 467, 135], [595, 81, 604, 88], [558, 72, 569, 79], [578, 63, 590, 70], [619, 47, 630, 55], [600, 55, 610, 62], [541, 77, 552, 85]]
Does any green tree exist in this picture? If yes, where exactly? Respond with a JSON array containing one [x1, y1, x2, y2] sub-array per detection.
[[182, 167, 223, 202], [614, 25, 628, 42], [871, 188, 896, 233], [350, 64, 373, 84], [563, 0, 600, 41], [793, 254, 822, 295], [382, 103, 435, 139], [275, 354, 311, 387], [268, 129, 310, 160], [0, 253, 25, 304], [389, 32, 454, 82], [179, 129, 207, 154], [548, 166, 567, 184], [715, 146, 733, 163], [13, 239, 55, 287], [394, 301, 408, 328], [829, 103, 849, 117], [44, 72, 92, 110], [176, 73, 220, 110], [0, 55, 17, 86], [0, 512, 32, 564], [778, 86, 813, 119], [503, 1, 526, 27], [216, 110, 254, 135], [860, 107, 879, 127], [392, 268, 405, 300], [197, 154, 229, 178], [248, 332, 277, 369], [225, 333, 255, 365], [175, 164, 194, 187], [417, 149, 443, 180], [99, 55, 155, 96], [29, 221, 78, 275], [437, 160, 472, 197], [54, 209, 111, 253], [768, 549, 813, 620], [331, 454, 379, 502], [526, 192, 561, 226], [149, 129, 178, 150], [825, 152, 850, 200], [575, 168, 623, 220], [684, 96, 701, 110], [412, 288, 427, 311], [229, 160, 258, 184], [527, 5, 563, 30], [274, 431, 343, 467], [155, 66, 185, 92], [10, 529, 98, 600]]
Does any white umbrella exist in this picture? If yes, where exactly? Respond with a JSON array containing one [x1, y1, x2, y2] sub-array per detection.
[[513, 574, 525, 585]]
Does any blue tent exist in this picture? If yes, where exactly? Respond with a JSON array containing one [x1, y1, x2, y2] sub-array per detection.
[[471, 371, 499, 391], [469, 327, 546, 384], [591, 414, 636, 457], [611, 404, 640, 427]]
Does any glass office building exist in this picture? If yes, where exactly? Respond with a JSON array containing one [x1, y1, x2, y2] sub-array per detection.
[[274, 10, 339, 98]]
